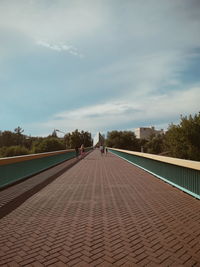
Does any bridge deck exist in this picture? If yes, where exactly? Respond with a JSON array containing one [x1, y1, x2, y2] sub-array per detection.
[[0, 150, 200, 266]]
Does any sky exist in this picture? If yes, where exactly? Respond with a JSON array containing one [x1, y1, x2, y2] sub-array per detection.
[[0, 0, 200, 137]]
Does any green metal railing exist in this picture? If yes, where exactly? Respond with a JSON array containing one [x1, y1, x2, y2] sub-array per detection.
[[0, 148, 92, 189], [108, 148, 200, 199]]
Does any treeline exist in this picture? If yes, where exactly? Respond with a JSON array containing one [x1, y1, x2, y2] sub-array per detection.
[[106, 112, 200, 161], [0, 128, 93, 158], [1, 113, 199, 161]]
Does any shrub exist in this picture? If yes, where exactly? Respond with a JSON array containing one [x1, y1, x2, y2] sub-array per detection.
[[0, 146, 30, 157], [33, 137, 65, 153]]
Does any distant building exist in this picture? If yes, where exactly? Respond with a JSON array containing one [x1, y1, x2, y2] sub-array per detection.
[[93, 132, 105, 147], [135, 126, 164, 140]]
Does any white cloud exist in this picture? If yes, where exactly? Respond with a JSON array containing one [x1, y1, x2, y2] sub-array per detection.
[[88, 49, 187, 102], [36, 40, 83, 57], [55, 102, 137, 119], [25, 85, 200, 136], [0, 0, 108, 43]]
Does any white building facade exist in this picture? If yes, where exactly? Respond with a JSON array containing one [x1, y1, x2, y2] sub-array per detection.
[[135, 127, 164, 140]]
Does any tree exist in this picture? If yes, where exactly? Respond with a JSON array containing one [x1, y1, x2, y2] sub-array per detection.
[[0, 146, 29, 157], [64, 129, 93, 149], [138, 138, 148, 152], [0, 127, 25, 148], [165, 113, 200, 160], [145, 134, 165, 154], [14, 127, 24, 135], [80, 130, 93, 147], [33, 137, 65, 153], [14, 126, 24, 146], [0, 131, 17, 147], [106, 131, 140, 151]]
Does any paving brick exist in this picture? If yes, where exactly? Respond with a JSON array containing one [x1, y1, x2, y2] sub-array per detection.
[[32, 262, 44, 267], [113, 252, 127, 261], [68, 252, 82, 260], [43, 258, 59, 266], [98, 262, 112, 267], [12, 255, 23, 263], [91, 258, 104, 266], [19, 257, 36, 266], [49, 247, 62, 254], [67, 257, 81, 266], [81, 249, 93, 257], [45, 252, 60, 261], [75, 261, 92, 267], [39, 250, 49, 257], [57, 255, 69, 264], [7, 262, 20, 267], [115, 257, 128, 266], [103, 255, 115, 264], [80, 255, 93, 263], [91, 247, 104, 255], [53, 261, 67, 267]]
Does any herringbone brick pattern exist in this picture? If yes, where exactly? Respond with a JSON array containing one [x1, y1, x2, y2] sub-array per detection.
[[0, 150, 200, 266]]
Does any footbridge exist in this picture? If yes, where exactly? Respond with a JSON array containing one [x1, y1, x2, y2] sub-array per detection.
[[0, 148, 200, 266]]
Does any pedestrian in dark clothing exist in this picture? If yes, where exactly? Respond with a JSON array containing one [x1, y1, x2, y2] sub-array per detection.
[[75, 146, 79, 159], [100, 145, 104, 156], [105, 147, 108, 155]]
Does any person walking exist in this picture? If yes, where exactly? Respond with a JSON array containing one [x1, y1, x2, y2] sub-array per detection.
[[100, 145, 104, 156], [105, 147, 108, 155], [75, 146, 79, 159], [80, 144, 85, 158]]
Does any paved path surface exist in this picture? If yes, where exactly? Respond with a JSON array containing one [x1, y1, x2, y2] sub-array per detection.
[[0, 150, 200, 266]]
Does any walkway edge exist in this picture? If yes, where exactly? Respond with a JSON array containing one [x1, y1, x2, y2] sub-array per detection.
[[110, 151, 200, 200], [0, 151, 91, 219]]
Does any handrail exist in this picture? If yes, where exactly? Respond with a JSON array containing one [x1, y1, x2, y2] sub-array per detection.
[[108, 148, 200, 171], [108, 147, 200, 199], [0, 147, 92, 189], [0, 149, 74, 166]]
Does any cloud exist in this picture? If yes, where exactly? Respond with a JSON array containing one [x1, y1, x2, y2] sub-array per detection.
[[25, 85, 200, 136], [0, 0, 108, 43], [36, 40, 83, 57], [87, 49, 189, 104], [55, 102, 138, 119]]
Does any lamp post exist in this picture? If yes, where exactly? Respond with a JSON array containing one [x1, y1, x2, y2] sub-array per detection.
[[55, 129, 66, 135], [55, 129, 67, 148]]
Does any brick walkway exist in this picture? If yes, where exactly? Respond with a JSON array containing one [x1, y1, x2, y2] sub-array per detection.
[[0, 150, 200, 266]]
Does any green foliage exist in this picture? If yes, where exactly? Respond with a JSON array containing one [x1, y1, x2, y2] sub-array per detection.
[[0, 127, 93, 158], [0, 127, 25, 147], [138, 139, 148, 152], [105, 113, 200, 161], [64, 129, 93, 148], [165, 113, 200, 160], [0, 127, 94, 158], [0, 131, 18, 147], [1, 114, 199, 161], [106, 130, 140, 151], [0, 146, 29, 157], [145, 134, 165, 154], [33, 137, 65, 153]]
